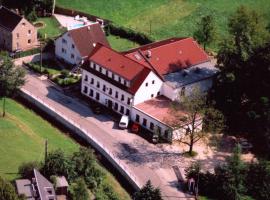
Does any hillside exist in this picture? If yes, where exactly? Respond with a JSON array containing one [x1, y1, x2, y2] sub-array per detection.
[[56, 0, 270, 48]]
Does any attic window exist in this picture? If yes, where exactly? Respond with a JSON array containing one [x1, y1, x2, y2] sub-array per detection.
[[22, 22, 26, 26]]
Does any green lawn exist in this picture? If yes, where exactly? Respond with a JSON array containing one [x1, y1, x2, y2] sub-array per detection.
[[0, 98, 131, 199], [57, 0, 270, 49], [107, 35, 139, 51], [0, 98, 79, 180], [36, 17, 65, 38]]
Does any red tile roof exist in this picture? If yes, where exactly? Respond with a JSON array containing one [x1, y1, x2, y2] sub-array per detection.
[[134, 95, 189, 128], [87, 43, 148, 81], [125, 37, 210, 77], [83, 44, 151, 94], [68, 23, 110, 58]]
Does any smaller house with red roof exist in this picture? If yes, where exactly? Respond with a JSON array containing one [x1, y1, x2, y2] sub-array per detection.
[[55, 23, 110, 65], [81, 37, 218, 141]]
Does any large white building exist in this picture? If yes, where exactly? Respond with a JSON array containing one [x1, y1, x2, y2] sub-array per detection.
[[81, 37, 218, 141], [55, 23, 109, 65]]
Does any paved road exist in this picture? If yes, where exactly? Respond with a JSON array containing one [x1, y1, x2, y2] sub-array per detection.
[[22, 72, 194, 200]]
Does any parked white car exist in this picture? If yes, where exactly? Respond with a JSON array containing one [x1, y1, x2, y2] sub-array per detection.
[[119, 115, 129, 129]]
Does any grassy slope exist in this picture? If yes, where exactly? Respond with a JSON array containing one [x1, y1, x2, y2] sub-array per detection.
[[0, 99, 130, 199], [57, 0, 270, 49], [0, 98, 78, 180]]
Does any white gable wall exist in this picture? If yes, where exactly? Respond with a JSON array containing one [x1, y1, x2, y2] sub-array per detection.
[[133, 71, 163, 105], [55, 32, 82, 65]]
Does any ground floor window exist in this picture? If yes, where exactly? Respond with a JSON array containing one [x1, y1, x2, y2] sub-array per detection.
[[96, 92, 100, 101], [150, 122, 154, 130], [135, 114, 140, 122], [89, 89, 93, 97], [120, 106, 124, 114], [83, 86, 88, 94], [143, 118, 147, 126], [114, 102, 118, 110]]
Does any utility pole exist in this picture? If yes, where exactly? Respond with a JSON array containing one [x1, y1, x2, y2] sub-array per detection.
[[44, 139, 48, 166]]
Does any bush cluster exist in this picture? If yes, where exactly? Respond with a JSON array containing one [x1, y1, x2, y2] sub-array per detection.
[[106, 23, 154, 45]]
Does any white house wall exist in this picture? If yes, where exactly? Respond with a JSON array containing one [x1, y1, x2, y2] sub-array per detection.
[[81, 69, 133, 116], [162, 78, 213, 101], [133, 71, 163, 105], [55, 32, 82, 65]]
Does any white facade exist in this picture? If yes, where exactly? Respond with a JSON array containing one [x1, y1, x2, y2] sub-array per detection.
[[81, 69, 133, 116], [133, 71, 163, 105], [161, 78, 213, 101], [55, 32, 82, 65]]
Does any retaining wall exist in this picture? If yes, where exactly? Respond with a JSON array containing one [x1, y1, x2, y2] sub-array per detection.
[[19, 88, 141, 191]]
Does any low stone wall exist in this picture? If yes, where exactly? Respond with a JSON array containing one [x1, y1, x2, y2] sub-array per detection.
[[13, 53, 53, 66], [19, 88, 141, 191]]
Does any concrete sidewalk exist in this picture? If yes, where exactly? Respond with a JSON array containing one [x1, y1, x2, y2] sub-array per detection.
[[21, 72, 194, 200]]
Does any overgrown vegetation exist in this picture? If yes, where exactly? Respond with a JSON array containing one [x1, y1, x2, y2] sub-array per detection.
[[19, 147, 128, 200], [211, 6, 270, 158], [185, 145, 270, 200]]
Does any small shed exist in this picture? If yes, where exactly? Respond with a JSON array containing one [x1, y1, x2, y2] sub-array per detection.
[[55, 176, 69, 196]]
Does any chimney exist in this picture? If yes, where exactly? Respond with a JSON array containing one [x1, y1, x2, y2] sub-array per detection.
[[146, 50, 152, 58]]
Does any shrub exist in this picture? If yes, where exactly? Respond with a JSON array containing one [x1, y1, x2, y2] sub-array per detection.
[[61, 69, 69, 78], [18, 161, 41, 179], [106, 23, 154, 45]]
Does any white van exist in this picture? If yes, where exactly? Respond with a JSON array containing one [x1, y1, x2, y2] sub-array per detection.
[[119, 115, 129, 129]]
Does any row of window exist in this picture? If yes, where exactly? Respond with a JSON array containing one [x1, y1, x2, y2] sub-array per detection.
[[91, 62, 129, 87], [84, 76, 131, 105], [16, 30, 32, 39], [62, 38, 75, 49], [145, 80, 155, 87], [83, 86, 130, 115], [61, 48, 76, 59], [135, 114, 158, 131]]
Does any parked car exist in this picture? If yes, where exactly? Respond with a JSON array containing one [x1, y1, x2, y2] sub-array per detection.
[[152, 134, 159, 144], [119, 115, 129, 129], [131, 123, 140, 133]]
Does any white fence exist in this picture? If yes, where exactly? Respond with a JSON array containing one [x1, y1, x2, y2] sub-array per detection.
[[20, 88, 141, 191]]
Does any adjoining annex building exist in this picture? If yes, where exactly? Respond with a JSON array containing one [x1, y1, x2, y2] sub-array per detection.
[[81, 37, 218, 141]]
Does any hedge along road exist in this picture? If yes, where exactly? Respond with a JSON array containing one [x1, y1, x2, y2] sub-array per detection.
[[19, 69, 194, 200]]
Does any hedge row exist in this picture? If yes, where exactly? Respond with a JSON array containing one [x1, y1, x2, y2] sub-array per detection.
[[106, 23, 154, 45]]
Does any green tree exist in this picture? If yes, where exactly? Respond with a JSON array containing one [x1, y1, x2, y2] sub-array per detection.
[[18, 161, 41, 179], [69, 178, 90, 200], [0, 176, 19, 200], [246, 160, 270, 200], [133, 180, 163, 200], [26, 8, 37, 22], [43, 149, 74, 180], [0, 52, 25, 117], [215, 145, 247, 200], [171, 87, 224, 155], [193, 15, 216, 50], [71, 147, 104, 189]]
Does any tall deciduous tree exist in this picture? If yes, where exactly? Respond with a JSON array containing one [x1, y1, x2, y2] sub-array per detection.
[[0, 52, 25, 117], [133, 180, 163, 200], [194, 15, 216, 50], [171, 87, 224, 155]]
